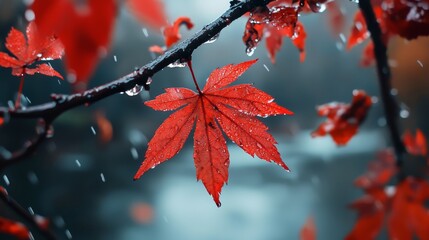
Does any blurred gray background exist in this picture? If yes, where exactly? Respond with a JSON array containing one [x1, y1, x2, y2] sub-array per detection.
[[0, 0, 428, 239]]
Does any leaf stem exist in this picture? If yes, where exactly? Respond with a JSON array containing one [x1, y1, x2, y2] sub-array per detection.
[[15, 75, 25, 109], [358, 0, 405, 168], [187, 60, 202, 94]]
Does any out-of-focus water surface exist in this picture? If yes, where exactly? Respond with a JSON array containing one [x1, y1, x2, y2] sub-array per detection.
[[0, 0, 428, 239]]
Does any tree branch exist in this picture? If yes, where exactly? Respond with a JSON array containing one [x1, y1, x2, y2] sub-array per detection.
[[0, 188, 58, 240], [0, 0, 274, 169], [358, 0, 406, 167]]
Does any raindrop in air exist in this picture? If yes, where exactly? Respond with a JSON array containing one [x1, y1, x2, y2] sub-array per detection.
[[417, 60, 423, 67], [263, 64, 270, 72], [400, 109, 409, 118], [3, 175, 10, 186], [131, 148, 138, 160], [142, 28, 149, 37], [100, 173, 105, 182], [75, 160, 81, 167], [90, 126, 96, 135], [27, 172, 39, 184], [125, 84, 143, 96], [25, 10, 35, 21], [113, 55, 117, 62], [65, 229, 72, 239]]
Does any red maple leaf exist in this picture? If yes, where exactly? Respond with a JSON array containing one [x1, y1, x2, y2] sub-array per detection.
[[0, 217, 30, 240], [0, 22, 63, 79], [403, 129, 428, 156], [354, 149, 397, 189], [149, 17, 194, 54], [311, 90, 372, 145], [243, 5, 306, 63], [0, 22, 63, 107], [31, 0, 116, 90], [300, 216, 316, 240], [126, 0, 168, 29], [134, 59, 292, 206]]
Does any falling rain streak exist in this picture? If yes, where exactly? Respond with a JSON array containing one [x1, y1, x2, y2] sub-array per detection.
[[91, 126, 96, 135], [3, 175, 10, 186], [100, 173, 106, 182], [65, 229, 72, 239]]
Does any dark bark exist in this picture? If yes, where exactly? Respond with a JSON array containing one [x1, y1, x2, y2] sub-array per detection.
[[358, 0, 406, 167]]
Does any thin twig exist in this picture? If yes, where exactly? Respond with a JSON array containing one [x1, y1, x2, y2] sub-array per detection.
[[358, 0, 405, 167], [0, 0, 275, 169], [0, 188, 58, 240], [0, 119, 50, 170]]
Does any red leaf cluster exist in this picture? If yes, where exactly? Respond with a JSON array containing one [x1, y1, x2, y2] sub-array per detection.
[[150, 17, 194, 54], [134, 60, 292, 206], [347, 0, 429, 65], [311, 90, 373, 145], [0, 22, 63, 79], [242, 4, 306, 63], [354, 150, 397, 189], [384, 0, 429, 39], [347, 177, 429, 240], [403, 129, 428, 156]]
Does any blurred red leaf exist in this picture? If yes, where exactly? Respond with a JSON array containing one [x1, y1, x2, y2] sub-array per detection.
[[403, 129, 428, 156], [311, 90, 372, 145], [384, 0, 429, 40], [0, 217, 30, 240], [134, 59, 292, 206], [300, 216, 316, 240], [130, 202, 154, 224], [149, 17, 194, 53], [126, 0, 168, 29], [347, 7, 387, 66], [243, 5, 306, 63], [388, 178, 429, 240], [347, 177, 429, 239], [94, 111, 113, 144], [354, 149, 397, 189], [326, 1, 345, 35], [31, 0, 116, 89], [346, 188, 388, 240], [0, 22, 63, 79]]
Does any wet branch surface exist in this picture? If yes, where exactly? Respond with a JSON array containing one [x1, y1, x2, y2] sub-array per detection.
[[0, 0, 275, 170], [358, 0, 406, 168], [0, 188, 57, 240]]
